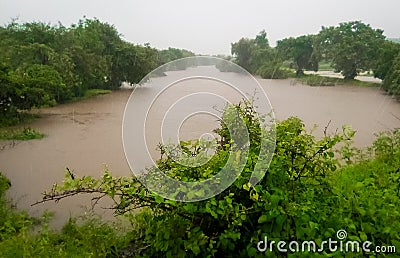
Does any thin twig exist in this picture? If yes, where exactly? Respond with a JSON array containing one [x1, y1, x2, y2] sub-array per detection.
[[31, 188, 109, 206], [323, 120, 332, 136]]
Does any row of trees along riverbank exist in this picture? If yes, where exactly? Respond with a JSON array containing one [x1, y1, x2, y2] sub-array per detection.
[[231, 21, 400, 96], [0, 18, 194, 126]]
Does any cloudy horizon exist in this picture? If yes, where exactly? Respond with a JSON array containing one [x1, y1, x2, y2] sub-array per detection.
[[1, 0, 399, 55]]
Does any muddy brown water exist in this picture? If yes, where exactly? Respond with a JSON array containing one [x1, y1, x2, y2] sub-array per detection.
[[1, 73, 399, 228]]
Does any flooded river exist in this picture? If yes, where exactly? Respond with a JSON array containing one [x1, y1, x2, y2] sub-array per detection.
[[0, 71, 399, 227]]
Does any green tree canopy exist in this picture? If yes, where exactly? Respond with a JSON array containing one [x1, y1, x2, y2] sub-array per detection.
[[315, 21, 386, 79], [382, 54, 400, 95], [374, 40, 400, 80], [231, 30, 273, 74], [231, 38, 256, 72], [277, 35, 319, 76], [0, 17, 169, 120]]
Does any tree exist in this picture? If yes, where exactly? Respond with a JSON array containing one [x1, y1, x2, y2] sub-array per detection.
[[109, 43, 160, 87], [0, 63, 62, 117], [254, 29, 269, 49], [316, 21, 386, 79], [0, 17, 169, 110], [157, 47, 195, 72], [23, 64, 70, 102], [277, 35, 319, 76], [231, 38, 255, 72], [382, 54, 400, 95], [67, 18, 121, 90], [158, 47, 194, 65], [231, 30, 273, 74], [374, 40, 400, 80]]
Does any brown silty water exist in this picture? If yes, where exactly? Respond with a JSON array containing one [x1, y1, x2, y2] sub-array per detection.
[[0, 70, 399, 228]]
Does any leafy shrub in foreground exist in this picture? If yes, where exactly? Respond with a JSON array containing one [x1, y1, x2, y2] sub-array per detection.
[[40, 101, 400, 257]]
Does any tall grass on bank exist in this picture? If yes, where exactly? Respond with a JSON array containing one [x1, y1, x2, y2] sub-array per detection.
[[296, 74, 381, 87], [0, 127, 44, 141]]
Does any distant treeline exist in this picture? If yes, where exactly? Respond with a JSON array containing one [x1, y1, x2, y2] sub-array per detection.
[[2, 19, 399, 123], [0, 18, 194, 120], [230, 21, 400, 96]]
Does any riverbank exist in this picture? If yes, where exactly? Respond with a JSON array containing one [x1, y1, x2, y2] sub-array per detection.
[[0, 89, 132, 228]]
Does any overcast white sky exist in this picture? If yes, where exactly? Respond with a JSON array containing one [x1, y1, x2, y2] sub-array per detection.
[[1, 0, 399, 55]]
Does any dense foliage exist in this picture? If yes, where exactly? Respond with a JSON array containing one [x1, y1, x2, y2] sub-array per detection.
[[231, 30, 287, 78], [0, 18, 194, 125], [315, 21, 386, 80], [382, 54, 400, 96], [0, 127, 44, 140], [230, 21, 400, 97], [276, 35, 319, 76], [9, 102, 396, 257], [0, 172, 130, 257]]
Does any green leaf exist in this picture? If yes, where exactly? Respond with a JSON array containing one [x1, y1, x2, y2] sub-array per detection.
[[355, 182, 364, 188], [247, 246, 257, 257], [154, 194, 164, 204], [359, 231, 368, 242], [258, 214, 268, 224], [195, 189, 205, 197]]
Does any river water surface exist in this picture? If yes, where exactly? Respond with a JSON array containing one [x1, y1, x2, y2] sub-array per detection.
[[1, 70, 399, 227]]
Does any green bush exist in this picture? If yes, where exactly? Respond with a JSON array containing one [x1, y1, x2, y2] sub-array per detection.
[[382, 55, 400, 96], [297, 74, 339, 86], [82, 89, 112, 99], [297, 74, 381, 87], [331, 130, 400, 255], [0, 171, 129, 257], [0, 113, 40, 128], [0, 217, 129, 258], [256, 62, 294, 79], [0, 127, 44, 140]]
